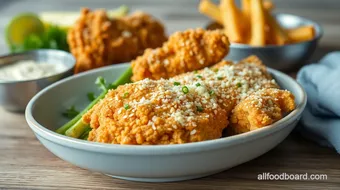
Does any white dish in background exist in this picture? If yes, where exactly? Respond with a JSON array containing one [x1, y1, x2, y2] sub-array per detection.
[[25, 63, 306, 182]]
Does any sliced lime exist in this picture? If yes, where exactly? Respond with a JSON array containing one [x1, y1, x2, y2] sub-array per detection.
[[6, 13, 44, 47]]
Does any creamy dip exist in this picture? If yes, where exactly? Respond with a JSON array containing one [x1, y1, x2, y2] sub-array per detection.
[[0, 60, 68, 81]]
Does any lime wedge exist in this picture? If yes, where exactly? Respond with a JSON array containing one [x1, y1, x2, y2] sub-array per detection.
[[6, 13, 44, 47]]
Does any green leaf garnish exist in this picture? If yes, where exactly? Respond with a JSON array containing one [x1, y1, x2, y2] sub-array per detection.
[[87, 92, 96, 101], [62, 106, 80, 119]]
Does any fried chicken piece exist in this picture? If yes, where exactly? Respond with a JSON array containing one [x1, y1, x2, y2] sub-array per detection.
[[84, 79, 229, 145], [229, 88, 295, 135], [67, 8, 167, 74], [131, 28, 230, 82], [83, 56, 289, 145]]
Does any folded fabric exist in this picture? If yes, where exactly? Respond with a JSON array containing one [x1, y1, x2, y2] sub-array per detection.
[[297, 52, 340, 153]]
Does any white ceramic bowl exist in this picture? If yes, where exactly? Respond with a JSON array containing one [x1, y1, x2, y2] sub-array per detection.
[[25, 63, 306, 182]]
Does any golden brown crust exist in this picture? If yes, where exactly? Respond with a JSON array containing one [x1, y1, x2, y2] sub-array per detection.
[[229, 88, 295, 135], [83, 56, 293, 145], [131, 28, 230, 82], [67, 8, 167, 74], [84, 80, 228, 145]]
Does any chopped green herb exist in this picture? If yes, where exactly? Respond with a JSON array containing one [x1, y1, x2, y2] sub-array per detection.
[[123, 92, 129, 98], [195, 83, 201, 87], [95, 76, 108, 91], [217, 76, 223, 80], [209, 90, 215, 95], [197, 106, 204, 112], [194, 70, 198, 74], [124, 104, 130, 110], [62, 106, 80, 119], [174, 81, 181, 86], [182, 86, 189, 94], [197, 75, 202, 79], [236, 82, 242, 88], [214, 68, 219, 72], [87, 92, 96, 101]]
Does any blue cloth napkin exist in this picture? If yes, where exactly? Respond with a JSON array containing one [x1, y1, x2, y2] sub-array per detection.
[[297, 52, 340, 153]]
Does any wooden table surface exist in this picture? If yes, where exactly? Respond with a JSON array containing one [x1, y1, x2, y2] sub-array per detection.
[[1, 0, 340, 189]]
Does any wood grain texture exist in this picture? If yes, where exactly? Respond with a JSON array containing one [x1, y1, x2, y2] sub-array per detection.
[[0, 0, 340, 189]]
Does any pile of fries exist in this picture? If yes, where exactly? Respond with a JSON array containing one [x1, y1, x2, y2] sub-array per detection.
[[199, 0, 315, 46]]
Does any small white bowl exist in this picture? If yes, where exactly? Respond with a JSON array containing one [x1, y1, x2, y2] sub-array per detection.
[[25, 63, 306, 182]]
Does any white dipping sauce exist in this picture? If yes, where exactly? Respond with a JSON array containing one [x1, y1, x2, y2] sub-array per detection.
[[0, 60, 68, 81]]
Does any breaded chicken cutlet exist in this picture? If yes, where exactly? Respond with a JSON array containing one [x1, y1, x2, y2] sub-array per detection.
[[229, 88, 295, 135], [131, 28, 230, 82], [83, 56, 295, 145], [68, 8, 167, 73]]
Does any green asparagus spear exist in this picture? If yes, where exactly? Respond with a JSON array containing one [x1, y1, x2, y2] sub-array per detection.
[[79, 126, 92, 140], [56, 67, 133, 136], [56, 90, 107, 134]]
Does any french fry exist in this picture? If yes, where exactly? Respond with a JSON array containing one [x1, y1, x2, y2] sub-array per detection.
[[241, 0, 252, 42], [242, 0, 273, 19], [249, 0, 266, 46], [199, 0, 223, 24], [220, 0, 245, 43], [263, 0, 274, 11], [241, 0, 251, 20], [199, 0, 312, 46], [264, 10, 289, 45], [287, 25, 315, 43]]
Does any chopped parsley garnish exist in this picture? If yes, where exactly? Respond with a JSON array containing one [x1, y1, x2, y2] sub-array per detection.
[[236, 82, 242, 88], [195, 83, 201, 87], [123, 92, 129, 98], [182, 86, 189, 94], [214, 68, 219, 72], [209, 90, 215, 95], [124, 104, 130, 110], [174, 81, 181, 86], [95, 76, 108, 91], [194, 70, 198, 74], [196, 75, 203, 79], [217, 76, 223, 80], [197, 106, 204, 112]]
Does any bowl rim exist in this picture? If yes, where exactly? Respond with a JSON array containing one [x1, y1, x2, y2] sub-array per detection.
[[25, 63, 307, 155], [0, 49, 75, 84], [230, 13, 323, 49]]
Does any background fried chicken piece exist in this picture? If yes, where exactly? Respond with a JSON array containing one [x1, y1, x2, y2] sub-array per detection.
[[131, 28, 230, 81], [67, 8, 167, 73], [229, 88, 295, 135]]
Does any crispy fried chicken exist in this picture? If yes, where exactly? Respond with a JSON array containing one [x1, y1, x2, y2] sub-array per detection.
[[67, 8, 167, 73], [131, 28, 230, 82], [83, 56, 295, 145]]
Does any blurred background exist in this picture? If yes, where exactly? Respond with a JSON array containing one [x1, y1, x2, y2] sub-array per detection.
[[0, 0, 339, 60]]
